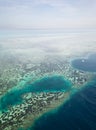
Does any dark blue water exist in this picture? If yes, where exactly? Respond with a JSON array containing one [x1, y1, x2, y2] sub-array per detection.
[[72, 54, 96, 72], [31, 78, 96, 130], [0, 76, 71, 111]]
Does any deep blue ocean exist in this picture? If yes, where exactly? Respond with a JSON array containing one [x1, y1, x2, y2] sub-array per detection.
[[30, 79, 96, 130], [29, 54, 96, 130], [72, 54, 96, 72]]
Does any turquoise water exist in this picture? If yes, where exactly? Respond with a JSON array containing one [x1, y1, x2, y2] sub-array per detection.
[[0, 76, 71, 112], [72, 54, 96, 72]]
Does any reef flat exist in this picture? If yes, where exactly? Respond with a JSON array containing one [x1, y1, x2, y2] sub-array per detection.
[[0, 91, 70, 130], [0, 54, 93, 130], [0, 34, 96, 130]]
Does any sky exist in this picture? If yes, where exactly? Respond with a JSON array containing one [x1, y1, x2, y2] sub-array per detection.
[[0, 0, 96, 29]]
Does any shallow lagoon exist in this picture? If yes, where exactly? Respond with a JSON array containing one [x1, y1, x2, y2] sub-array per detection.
[[0, 76, 71, 112]]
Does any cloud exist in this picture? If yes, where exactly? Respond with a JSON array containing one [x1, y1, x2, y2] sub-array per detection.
[[0, 0, 96, 29]]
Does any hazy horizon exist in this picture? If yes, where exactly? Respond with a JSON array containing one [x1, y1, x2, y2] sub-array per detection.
[[0, 0, 96, 30]]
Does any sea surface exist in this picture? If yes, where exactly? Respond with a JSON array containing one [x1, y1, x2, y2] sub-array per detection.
[[28, 55, 96, 130], [71, 54, 96, 72], [30, 77, 96, 130], [0, 30, 96, 130]]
